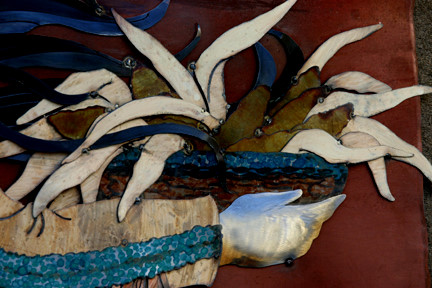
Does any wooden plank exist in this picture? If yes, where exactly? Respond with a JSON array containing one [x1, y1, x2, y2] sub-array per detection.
[[0, 191, 220, 287]]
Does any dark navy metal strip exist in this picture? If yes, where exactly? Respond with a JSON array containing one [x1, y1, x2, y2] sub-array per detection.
[[267, 29, 304, 103], [252, 42, 277, 89], [0, 0, 169, 35], [0, 64, 91, 105], [174, 24, 201, 62]]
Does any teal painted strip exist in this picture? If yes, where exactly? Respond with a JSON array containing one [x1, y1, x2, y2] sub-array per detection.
[[0, 225, 222, 288]]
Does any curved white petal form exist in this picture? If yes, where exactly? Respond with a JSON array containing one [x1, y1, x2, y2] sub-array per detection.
[[32, 119, 146, 218], [305, 85, 432, 120], [220, 190, 346, 267], [17, 69, 130, 125], [298, 24, 383, 76], [62, 96, 219, 164], [325, 71, 391, 94], [281, 129, 412, 164], [341, 116, 432, 182], [195, 0, 297, 101], [117, 134, 184, 222], [112, 10, 205, 108], [206, 60, 228, 121], [80, 147, 123, 204], [339, 132, 395, 201], [5, 153, 66, 201]]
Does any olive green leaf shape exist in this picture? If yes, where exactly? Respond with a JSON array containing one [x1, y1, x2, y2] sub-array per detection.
[[268, 66, 321, 117], [132, 67, 175, 99], [216, 86, 270, 148], [263, 86, 325, 135], [292, 103, 353, 136], [47, 106, 106, 139], [226, 130, 297, 153], [227, 104, 353, 153]]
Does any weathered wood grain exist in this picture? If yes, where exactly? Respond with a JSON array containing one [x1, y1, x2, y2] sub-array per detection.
[[0, 191, 219, 287]]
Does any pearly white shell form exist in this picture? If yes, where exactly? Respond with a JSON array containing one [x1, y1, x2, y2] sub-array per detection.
[[219, 190, 346, 267]]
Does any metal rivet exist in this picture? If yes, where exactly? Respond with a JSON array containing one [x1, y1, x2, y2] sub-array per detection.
[[121, 239, 128, 246], [134, 197, 142, 204], [201, 108, 206, 113], [114, 104, 119, 109], [183, 141, 193, 155], [188, 62, 197, 71], [123, 56, 137, 69], [219, 119, 225, 125], [226, 104, 231, 109], [82, 148, 90, 154], [264, 116, 272, 126], [254, 128, 263, 137], [318, 97, 324, 104], [285, 258, 294, 266], [213, 127, 220, 134], [291, 76, 298, 85]]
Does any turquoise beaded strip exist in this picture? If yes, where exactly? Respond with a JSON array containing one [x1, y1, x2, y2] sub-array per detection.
[[0, 225, 222, 288]]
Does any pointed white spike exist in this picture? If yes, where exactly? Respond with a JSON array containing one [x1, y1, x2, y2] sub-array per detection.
[[339, 132, 395, 201], [305, 85, 432, 120], [195, 0, 297, 101], [325, 71, 392, 94], [32, 119, 147, 218], [206, 60, 228, 121], [298, 23, 383, 76], [17, 69, 130, 125], [5, 153, 66, 201], [80, 147, 123, 204], [281, 129, 412, 164], [112, 10, 205, 108], [341, 116, 432, 183], [220, 191, 346, 267], [117, 134, 184, 222], [62, 96, 219, 164]]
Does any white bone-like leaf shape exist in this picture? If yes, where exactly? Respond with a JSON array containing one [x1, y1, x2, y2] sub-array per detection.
[[62, 96, 219, 164], [281, 129, 412, 164], [206, 60, 228, 121], [5, 153, 66, 201], [112, 10, 206, 108], [117, 134, 185, 222], [341, 116, 432, 182], [339, 132, 395, 201], [305, 85, 432, 120], [325, 71, 391, 94], [32, 119, 146, 218], [297, 24, 383, 76], [17, 69, 130, 125], [219, 190, 346, 267], [195, 0, 297, 101], [80, 147, 123, 204]]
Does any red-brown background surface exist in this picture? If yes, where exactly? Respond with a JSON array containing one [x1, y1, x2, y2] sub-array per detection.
[[0, 0, 429, 287]]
